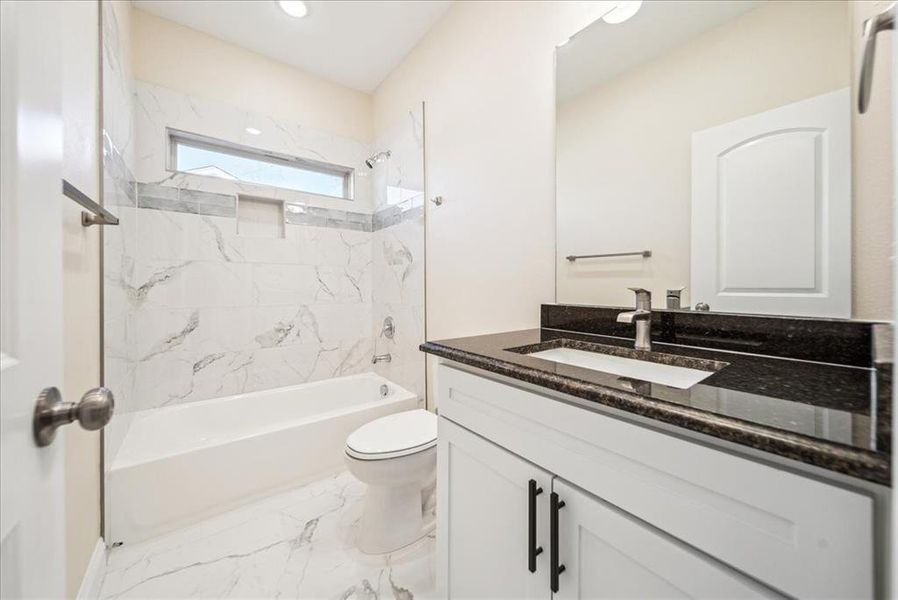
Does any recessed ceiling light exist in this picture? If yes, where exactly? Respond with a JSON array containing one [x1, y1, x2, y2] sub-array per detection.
[[278, 1, 308, 19], [245, 127, 262, 135], [602, 1, 642, 24]]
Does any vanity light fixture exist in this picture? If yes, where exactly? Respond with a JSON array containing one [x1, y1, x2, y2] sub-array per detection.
[[278, 0, 308, 19], [602, 0, 642, 24], [245, 127, 262, 135]]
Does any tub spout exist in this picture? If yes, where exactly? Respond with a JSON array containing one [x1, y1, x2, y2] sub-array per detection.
[[372, 353, 392, 364]]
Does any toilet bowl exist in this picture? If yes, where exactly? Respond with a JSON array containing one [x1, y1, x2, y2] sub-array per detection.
[[344, 409, 437, 554]]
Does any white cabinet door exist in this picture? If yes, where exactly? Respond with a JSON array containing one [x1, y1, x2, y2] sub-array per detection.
[[551, 479, 781, 600], [438, 417, 552, 599], [691, 88, 851, 317]]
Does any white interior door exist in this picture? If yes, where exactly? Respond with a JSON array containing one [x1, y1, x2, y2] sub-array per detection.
[[691, 88, 851, 317], [0, 2, 66, 598]]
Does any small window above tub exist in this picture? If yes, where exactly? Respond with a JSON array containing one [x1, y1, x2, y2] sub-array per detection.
[[168, 129, 354, 200]]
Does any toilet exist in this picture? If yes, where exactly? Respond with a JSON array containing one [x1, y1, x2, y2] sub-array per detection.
[[344, 409, 438, 554]]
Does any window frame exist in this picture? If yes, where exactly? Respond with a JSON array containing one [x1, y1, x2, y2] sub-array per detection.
[[167, 128, 355, 200]]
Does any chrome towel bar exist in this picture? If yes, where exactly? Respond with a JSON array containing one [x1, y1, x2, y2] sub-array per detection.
[[62, 179, 119, 227], [566, 250, 651, 262]]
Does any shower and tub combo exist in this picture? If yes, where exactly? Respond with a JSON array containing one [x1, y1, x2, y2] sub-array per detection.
[[102, 72, 429, 555]]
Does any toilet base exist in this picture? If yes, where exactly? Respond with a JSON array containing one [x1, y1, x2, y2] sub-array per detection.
[[355, 482, 435, 555], [343, 412, 438, 555]]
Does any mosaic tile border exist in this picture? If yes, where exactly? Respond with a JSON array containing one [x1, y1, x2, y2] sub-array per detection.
[[136, 182, 236, 218], [134, 182, 421, 232]]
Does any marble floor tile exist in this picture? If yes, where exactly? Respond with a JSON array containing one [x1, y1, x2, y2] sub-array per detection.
[[98, 472, 436, 600]]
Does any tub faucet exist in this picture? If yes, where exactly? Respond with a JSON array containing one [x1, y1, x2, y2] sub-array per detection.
[[617, 288, 652, 351], [372, 353, 392, 364]]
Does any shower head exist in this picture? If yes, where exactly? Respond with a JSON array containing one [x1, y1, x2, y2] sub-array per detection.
[[365, 150, 391, 169]]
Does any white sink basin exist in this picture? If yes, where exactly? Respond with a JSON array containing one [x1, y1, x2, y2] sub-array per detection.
[[529, 347, 714, 389]]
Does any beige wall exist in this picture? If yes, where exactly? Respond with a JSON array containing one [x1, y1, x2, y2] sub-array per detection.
[[373, 1, 612, 351], [851, 0, 894, 320], [556, 1, 852, 311], [61, 0, 102, 595], [131, 8, 373, 143]]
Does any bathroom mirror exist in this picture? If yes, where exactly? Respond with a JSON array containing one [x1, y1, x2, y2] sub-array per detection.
[[555, 0, 894, 320]]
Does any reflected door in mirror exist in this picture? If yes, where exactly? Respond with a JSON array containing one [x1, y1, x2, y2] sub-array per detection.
[[691, 88, 851, 317]]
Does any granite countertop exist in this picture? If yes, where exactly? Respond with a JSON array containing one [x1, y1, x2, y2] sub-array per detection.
[[421, 327, 891, 486]]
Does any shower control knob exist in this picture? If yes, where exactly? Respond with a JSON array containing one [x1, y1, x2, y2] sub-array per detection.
[[33, 386, 115, 447]]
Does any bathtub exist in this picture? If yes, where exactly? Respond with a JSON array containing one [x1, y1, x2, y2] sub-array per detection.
[[107, 373, 419, 545]]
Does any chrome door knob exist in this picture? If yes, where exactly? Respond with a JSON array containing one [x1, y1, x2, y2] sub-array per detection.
[[33, 386, 115, 447]]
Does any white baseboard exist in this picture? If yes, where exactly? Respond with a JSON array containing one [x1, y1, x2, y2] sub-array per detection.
[[76, 538, 106, 600]]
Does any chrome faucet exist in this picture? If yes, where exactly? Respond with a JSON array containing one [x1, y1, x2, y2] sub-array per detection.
[[372, 353, 392, 364], [617, 288, 652, 351]]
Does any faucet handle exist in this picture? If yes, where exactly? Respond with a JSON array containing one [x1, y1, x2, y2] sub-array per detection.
[[666, 287, 686, 309], [627, 287, 651, 309]]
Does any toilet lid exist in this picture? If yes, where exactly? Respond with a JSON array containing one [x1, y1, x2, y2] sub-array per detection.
[[346, 409, 437, 460]]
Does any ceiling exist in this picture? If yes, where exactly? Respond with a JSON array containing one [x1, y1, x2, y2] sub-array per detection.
[[557, 1, 761, 102], [132, 1, 453, 93]]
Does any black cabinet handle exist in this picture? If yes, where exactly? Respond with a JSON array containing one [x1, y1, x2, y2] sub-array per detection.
[[528, 479, 543, 573], [550, 491, 566, 593]]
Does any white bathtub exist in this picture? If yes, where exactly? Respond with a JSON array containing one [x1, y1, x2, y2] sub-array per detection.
[[107, 373, 419, 545]]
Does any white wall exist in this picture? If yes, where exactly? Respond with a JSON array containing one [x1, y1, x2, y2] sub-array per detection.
[[131, 8, 373, 143], [373, 1, 614, 345], [556, 1, 851, 310], [61, 0, 102, 595]]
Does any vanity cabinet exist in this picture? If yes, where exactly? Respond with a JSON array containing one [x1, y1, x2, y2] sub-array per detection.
[[439, 418, 773, 599], [436, 363, 876, 599]]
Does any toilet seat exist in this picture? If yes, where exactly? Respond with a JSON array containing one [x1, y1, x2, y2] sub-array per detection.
[[346, 409, 437, 460]]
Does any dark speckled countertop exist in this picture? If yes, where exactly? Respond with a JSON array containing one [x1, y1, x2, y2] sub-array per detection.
[[421, 320, 891, 486]]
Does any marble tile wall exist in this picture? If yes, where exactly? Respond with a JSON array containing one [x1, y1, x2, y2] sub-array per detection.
[[105, 205, 376, 412], [134, 80, 375, 214], [104, 79, 427, 419]]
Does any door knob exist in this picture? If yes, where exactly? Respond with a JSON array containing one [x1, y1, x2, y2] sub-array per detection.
[[33, 386, 115, 447]]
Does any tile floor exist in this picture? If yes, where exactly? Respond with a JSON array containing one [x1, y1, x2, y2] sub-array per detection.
[[98, 472, 436, 599]]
